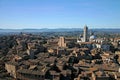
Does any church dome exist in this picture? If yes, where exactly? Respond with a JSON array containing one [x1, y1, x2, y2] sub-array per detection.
[[90, 35, 96, 40]]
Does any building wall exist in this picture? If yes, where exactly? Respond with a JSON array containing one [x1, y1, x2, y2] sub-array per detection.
[[96, 44, 101, 48], [27, 49, 35, 59], [5, 63, 17, 78], [58, 37, 66, 47], [83, 26, 88, 42], [96, 77, 109, 80], [17, 73, 45, 80]]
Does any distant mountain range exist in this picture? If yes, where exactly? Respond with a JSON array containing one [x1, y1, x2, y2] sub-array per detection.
[[0, 28, 120, 33], [0, 28, 82, 32]]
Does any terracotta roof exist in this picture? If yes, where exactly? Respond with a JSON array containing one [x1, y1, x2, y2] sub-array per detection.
[[29, 65, 37, 70], [49, 70, 60, 75], [17, 69, 46, 75]]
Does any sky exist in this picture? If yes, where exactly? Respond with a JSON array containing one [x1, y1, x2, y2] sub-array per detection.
[[0, 0, 120, 29]]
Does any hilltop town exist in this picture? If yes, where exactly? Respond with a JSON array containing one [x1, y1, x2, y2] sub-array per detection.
[[0, 26, 120, 80]]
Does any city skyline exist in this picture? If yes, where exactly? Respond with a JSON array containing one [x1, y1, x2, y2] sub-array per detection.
[[0, 0, 120, 29]]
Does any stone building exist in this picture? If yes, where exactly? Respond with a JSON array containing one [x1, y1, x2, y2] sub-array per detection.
[[58, 37, 66, 47], [5, 61, 19, 78], [83, 25, 88, 42]]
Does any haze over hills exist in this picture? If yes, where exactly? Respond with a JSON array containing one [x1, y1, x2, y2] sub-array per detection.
[[0, 28, 120, 33]]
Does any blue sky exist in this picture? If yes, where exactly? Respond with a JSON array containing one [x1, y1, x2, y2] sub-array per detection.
[[0, 0, 120, 29]]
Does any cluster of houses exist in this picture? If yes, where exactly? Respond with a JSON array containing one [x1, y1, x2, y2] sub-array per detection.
[[4, 26, 120, 80]]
